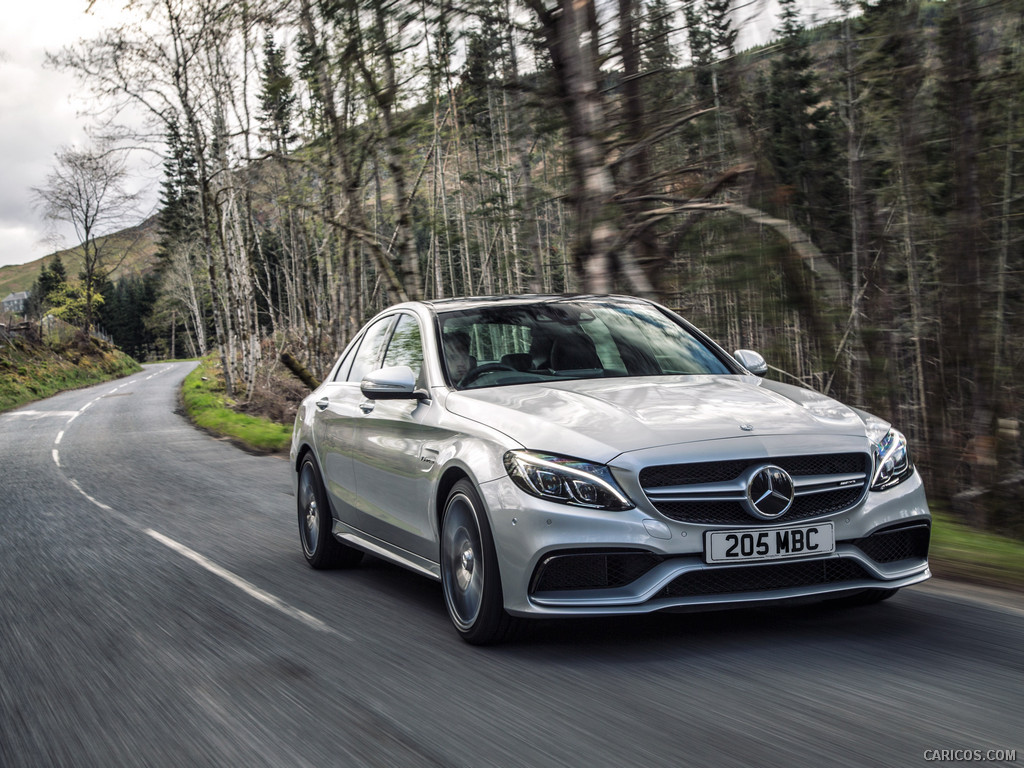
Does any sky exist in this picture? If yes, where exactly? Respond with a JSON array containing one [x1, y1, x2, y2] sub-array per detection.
[[0, 1, 159, 270], [0, 0, 839, 272]]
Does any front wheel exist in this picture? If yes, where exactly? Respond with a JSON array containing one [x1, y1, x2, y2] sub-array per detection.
[[440, 479, 515, 645], [297, 456, 363, 570]]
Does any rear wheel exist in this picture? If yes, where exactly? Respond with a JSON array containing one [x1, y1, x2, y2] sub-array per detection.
[[440, 479, 515, 645], [297, 456, 363, 569]]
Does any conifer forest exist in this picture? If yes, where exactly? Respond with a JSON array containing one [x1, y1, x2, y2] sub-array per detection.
[[43, 0, 1024, 535]]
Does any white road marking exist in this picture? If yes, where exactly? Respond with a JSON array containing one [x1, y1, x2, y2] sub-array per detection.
[[144, 529, 347, 639], [5, 410, 80, 418], [68, 478, 115, 513], [48, 370, 344, 640]]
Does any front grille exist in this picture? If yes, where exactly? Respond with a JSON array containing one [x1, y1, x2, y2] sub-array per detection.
[[656, 559, 871, 598], [640, 452, 871, 525], [641, 460, 752, 487], [852, 523, 930, 564], [653, 500, 748, 525], [531, 550, 663, 593], [640, 454, 867, 487], [789, 486, 865, 517]]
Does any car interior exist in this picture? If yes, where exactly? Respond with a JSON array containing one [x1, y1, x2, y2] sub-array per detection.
[[439, 303, 732, 388]]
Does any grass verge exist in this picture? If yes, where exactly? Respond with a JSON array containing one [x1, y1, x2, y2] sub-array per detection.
[[181, 355, 292, 454], [929, 512, 1024, 592], [0, 334, 142, 412]]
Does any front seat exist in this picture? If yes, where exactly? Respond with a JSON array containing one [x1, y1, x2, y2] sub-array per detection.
[[549, 334, 601, 371], [500, 353, 532, 371]]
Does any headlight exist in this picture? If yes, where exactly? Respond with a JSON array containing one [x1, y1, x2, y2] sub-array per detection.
[[503, 450, 634, 511], [871, 429, 913, 491]]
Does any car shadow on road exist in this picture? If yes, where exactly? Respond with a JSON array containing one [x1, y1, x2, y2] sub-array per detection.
[[510, 598, 929, 654], [331, 554, 938, 661]]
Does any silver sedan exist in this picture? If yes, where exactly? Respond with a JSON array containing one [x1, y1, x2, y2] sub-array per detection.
[[290, 295, 930, 644]]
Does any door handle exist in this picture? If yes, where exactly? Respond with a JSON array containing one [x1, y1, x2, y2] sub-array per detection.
[[316, 397, 330, 411]]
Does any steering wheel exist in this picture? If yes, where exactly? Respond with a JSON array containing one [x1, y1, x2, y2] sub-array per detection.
[[459, 362, 517, 387]]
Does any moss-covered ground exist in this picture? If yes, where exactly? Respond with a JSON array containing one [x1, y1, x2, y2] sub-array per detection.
[[0, 332, 142, 412]]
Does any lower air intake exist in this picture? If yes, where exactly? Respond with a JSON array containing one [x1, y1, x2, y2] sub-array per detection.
[[657, 559, 872, 598]]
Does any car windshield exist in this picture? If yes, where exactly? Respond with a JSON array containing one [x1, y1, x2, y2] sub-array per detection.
[[438, 299, 734, 389]]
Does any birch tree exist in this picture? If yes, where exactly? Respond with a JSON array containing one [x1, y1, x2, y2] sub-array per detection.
[[32, 143, 140, 335]]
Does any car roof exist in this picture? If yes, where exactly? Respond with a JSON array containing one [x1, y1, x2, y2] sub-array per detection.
[[420, 294, 655, 314]]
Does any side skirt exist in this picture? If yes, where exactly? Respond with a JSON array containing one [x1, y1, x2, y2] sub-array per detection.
[[332, 519, 441, 580]]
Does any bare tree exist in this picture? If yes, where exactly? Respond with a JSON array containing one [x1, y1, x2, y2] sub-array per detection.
[[32, 142, 140, 334], [523, 0, 624, 293]]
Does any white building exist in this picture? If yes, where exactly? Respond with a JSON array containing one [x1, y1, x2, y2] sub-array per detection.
[[1, 291, 30, 315]]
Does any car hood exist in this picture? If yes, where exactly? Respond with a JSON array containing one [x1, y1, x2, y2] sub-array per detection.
[[444, 375, 874, 463]]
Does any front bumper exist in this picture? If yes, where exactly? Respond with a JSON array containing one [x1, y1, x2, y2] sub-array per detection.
[[480, 470, 931, 617]]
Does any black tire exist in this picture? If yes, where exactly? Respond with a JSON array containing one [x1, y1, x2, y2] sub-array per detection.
[[297, 456, 363, 570], [440, 479, 516, 645]]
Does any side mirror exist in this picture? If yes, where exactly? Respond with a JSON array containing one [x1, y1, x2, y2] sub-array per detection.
[[360, 366, 427, 400], [734, 349, 768, 377]]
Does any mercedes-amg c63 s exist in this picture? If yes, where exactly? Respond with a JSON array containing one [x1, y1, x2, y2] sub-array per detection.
[[290, 295, 930, 644]]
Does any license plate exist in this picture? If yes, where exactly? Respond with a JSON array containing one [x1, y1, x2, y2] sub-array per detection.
[[705, 522, 835, 563]]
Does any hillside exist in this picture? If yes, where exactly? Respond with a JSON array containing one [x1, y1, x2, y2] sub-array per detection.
[[0, 215, 162, 298], [0, 326, 143, 412]]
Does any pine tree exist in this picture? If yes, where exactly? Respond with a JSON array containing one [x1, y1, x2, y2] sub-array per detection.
[[683, 1, 714, 104], [641, 0, 676, 73], [157, 118, 202, 262], [26, 257, 68, 320], [762, 0, 846, 255], [99, 274, 159, 360], [258, 32, 297, 155]]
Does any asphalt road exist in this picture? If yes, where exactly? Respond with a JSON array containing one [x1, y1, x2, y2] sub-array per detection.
[[1, 362, 1022, 768]]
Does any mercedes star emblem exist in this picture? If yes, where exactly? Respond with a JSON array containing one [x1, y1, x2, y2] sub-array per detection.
[[744, 465, 795, 519]]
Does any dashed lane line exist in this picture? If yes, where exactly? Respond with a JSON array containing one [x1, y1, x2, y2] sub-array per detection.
[[48, 369, 346, 641], [4, 410, 81, 418], [146, 529, 343, 638]]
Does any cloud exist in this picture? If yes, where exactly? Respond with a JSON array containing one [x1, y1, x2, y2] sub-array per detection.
[[0, 0, 157, 269], [0, 57, 86, 266]]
